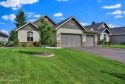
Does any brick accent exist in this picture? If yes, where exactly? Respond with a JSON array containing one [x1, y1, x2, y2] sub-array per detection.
[[19, 42, 33, 46], [94, 42, 98, 46], [55, 42, 60, 47], [82, 42, 86, 47]]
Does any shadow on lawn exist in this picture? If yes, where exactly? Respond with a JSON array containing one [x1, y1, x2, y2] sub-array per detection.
[[18, 51, 38, 55], [101, 71, 125, 80]]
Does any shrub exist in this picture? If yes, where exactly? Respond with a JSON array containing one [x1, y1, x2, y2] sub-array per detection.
[[33, 41, 40, 47], [99, 39, 105, 45], [13, 39, 19, 47], [22, 44, 27, 47], [108, 41, 112, 45], [5, 41, 14, 47], [0, 41, 4, 47]]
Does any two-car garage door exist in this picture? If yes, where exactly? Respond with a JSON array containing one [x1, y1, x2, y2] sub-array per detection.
[[61, 34, 82, 47]]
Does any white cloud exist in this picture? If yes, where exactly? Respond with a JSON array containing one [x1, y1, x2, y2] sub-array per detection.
[[108, 24, 118, 28], [58, 17, 65, 20], [123, 11, 125, 14], [2, 14, 16, 21], [107, 10, 122, 15], [26, 12, 41, 18], [115, 15, 122, 18], [111, 10, 122, 15], [54, 13, 63, 17], [28, 19, 36, 22], [0, 22, 5, 25], [26, 12, 34, 17], [0, 0, 39, 10], [80, 22, 89, 26], [0, 29, 9, 35], [102, 3, 121, 9], [57, 0, 68, 2], [34, 15, 41, 18]]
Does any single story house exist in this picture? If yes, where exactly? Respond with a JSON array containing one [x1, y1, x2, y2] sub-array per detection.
[[0, 31, 9, 45], [110, 27, 125, 44], [85, 22, 111, 44], [16, 16, 99, 47]]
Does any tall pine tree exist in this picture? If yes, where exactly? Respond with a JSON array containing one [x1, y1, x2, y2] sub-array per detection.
[[15, 10, 26, 28], [10, 10, 26, 46], [92, 21, 96, 25]]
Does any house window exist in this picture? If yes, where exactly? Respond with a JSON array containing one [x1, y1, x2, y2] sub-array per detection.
[[27, 31, 33, 42], [104, 34, 106, 41], [71, 21, 75, 25]]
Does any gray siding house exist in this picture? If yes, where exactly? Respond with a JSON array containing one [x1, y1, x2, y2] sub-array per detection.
[[0, 31, 8, 45], [110, 27, 125, 44], [16, 16, 98, 47], [85, 22, 111, 44]]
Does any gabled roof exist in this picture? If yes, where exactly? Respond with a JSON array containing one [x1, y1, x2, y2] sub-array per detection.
[[110, 26, 125, 35], [53, 16, 86, 30], [85, 22, 110, 33], [16, 22, 37, 31], [0, 31, 9, 37], [33, 15, 56, 25], [85, 22, 104, 30]]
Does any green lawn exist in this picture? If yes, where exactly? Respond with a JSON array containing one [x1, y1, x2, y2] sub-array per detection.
[[103, 44, 125, 49], [0, 47, 125, 84]]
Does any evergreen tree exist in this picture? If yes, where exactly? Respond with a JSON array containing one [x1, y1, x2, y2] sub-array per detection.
[[15, 10, 26, 28], [92, 21, 96, 25], [10, 10, 26, 46]]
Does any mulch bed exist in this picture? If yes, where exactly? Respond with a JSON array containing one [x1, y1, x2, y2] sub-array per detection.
[[34, 52, 54, 57]]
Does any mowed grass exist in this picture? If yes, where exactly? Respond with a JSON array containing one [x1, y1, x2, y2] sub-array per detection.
[[103, 44, 125, 49], [0, 47, 125, 84]]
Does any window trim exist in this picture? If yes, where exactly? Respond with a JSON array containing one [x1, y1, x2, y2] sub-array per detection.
[[27, 31, 33, 42]]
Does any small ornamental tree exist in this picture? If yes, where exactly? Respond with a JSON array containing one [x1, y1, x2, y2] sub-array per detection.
[[38, 18, 53, 53]]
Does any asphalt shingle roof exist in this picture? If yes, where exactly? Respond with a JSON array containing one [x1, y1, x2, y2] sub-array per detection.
[[110, 27, 125, 35], [53, 17, 72, 28], [0, 31, 9, 37], [85, 22, 107, 33]]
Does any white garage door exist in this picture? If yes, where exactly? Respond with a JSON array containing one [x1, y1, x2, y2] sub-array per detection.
[[61, 34, 82, 47], [86, 35, 94, 46]]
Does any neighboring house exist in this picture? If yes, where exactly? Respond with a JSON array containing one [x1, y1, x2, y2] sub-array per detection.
[[16, 15, 99, 47], [85, 22, 111, 43], [0, 31, 9, 45], [110, 27, 125, 44]]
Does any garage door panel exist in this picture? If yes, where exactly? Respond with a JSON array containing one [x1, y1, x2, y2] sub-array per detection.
[[61, 34, 82, 47], [86, 35, 94, 46]]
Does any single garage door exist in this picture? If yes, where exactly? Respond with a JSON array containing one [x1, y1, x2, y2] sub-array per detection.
[[61, 34, 82, 47], [86, 35, 94, 46]]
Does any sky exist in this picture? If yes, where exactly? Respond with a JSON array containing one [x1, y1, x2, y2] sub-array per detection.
[[0, 0, 125, 35]]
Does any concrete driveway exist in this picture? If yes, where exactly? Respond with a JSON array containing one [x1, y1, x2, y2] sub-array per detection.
[[71, 46, 125, 63]]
